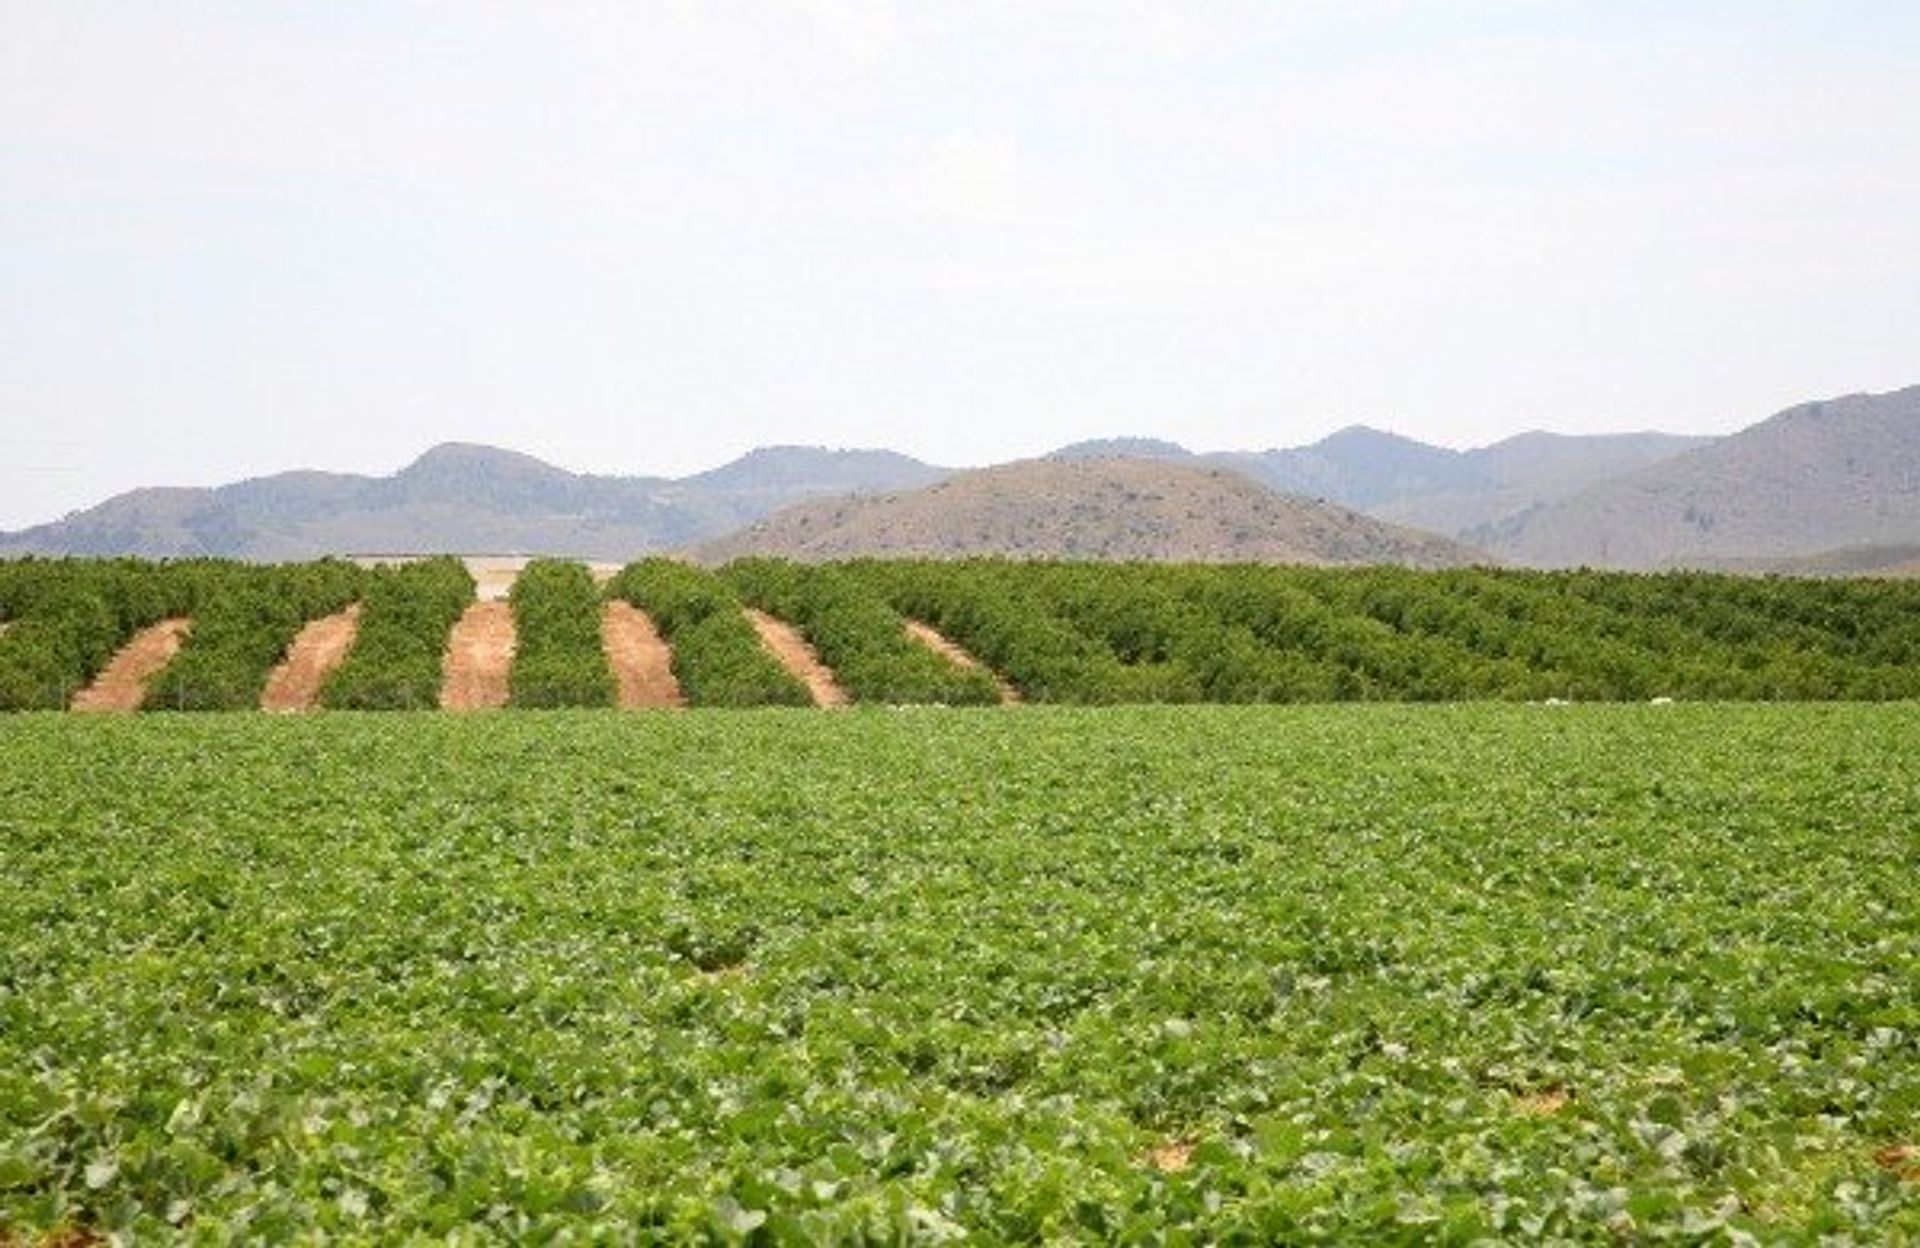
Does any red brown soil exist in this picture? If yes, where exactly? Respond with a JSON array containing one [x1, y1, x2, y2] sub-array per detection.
[[1141, 1140, 1195, 1173], [904, 619, 1021, 704], [439, 602, 516, 711], [601, 601, 684, 709], [259, 603, 363, 712], [70, 618, 190, 713], [1877, 1144, 1919, 1181], [743, 608, 849, 708]]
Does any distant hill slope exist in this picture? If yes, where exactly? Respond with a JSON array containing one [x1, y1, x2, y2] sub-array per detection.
[[1695, 543, 1920, 579], [1045, 426, 1708, 538], [0, 443, 949, 562], [1480, 386, 1920, 568], [690, 458, 1486, 568], [1368, 430, 1712, 536]]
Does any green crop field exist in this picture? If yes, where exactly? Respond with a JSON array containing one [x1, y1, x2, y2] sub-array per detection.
[[2, 706, 1915, 1240]]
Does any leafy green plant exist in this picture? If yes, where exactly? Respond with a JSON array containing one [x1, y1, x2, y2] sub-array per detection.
[[0, 706, 1915, 1238]]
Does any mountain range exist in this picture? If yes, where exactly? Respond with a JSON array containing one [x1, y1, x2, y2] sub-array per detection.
[[3, 384, 1916, 570], [1471, 385, 1920, 568], [0, 444, 946, 563]]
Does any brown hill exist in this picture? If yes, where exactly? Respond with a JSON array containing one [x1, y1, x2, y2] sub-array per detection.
[[690, 459, 1485, 567], [1480, 385, 1920, 568]]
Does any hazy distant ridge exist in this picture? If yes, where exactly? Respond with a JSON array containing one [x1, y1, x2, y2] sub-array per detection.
[[0, 443, 949, 562], [5, 384, 1917, 569], [1481, 386, 1920, 568]]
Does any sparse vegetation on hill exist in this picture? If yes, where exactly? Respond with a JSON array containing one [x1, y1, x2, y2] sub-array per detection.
[[693, 459, 1485, 567], [9, 383, 1917, 570], [0, 444, 951, 562], [1483, 385, 1920, 567]]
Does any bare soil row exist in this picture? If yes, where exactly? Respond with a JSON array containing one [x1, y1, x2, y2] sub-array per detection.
[[62, 605, 1004, 713]]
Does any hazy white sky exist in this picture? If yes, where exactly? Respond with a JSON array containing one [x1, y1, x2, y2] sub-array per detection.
[[3, 1, 1917, 527]]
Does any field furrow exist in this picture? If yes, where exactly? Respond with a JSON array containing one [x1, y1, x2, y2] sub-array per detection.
[[439, 602, 516, 711], [260, 604, 362, 712], [69, 618, 190, 712], [744, 607, 849, 707], [601, 600, 683, 708], [905, 618, 1021, 703]]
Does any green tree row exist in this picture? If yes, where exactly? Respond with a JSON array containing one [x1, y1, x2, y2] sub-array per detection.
[[509, 559, 615, 708], [321, 558, 474, 710], [0, 559, 197, 710], [7, 556, 1920, 709], [147, 561, 366, 711], [722, 559, 1000, 705], [604, 559, 810, 707], [840, 559, 1920, 704]]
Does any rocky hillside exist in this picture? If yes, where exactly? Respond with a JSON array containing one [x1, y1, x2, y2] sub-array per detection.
[[1479, 386, 1920, 568], [691, 458, 1486, 568]]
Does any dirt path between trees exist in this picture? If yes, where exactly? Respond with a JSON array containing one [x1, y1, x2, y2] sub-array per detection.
[[904, 619, 1021, 705], [71, 618, 191, 713], [601, 601, 684, 708], [440, 602, 516, 711], [744, 608, 849, 708], [260, 604, 363, 712]]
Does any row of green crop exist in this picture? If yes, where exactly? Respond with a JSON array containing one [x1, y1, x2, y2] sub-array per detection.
[[6, 556, 1920, 709], [509, 559, 615, 708], [149, 561, 367, 710], [723, 559, 1000, 705], [321, 558, 475, 710]]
